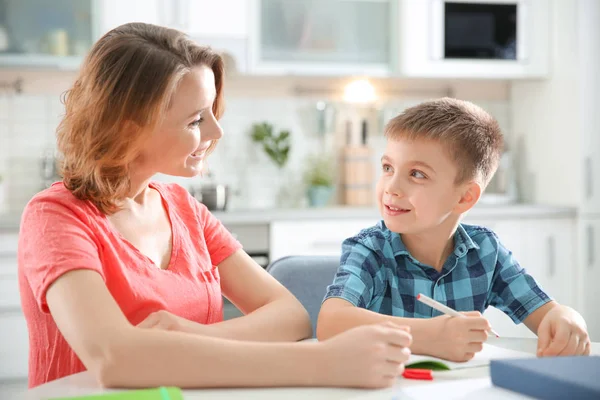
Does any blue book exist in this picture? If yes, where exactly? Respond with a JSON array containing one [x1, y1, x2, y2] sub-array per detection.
[[491, 356, 600, 400]]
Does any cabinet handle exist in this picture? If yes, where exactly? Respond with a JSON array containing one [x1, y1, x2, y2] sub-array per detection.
[[547, 236, 556, 277], [588, 225, 595, 268], [585, 157, 593, 199]]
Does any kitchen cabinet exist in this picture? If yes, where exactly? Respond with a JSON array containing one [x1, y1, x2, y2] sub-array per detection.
[[0, 310, 29, 381], [398, 0, 550, 79], [0, 232, 27, 381], [464, 216, 577, 338], [579, 0, 600, 214], [95, 0, 163, 35], [269, 218, 377, 262], [581, 218, 600, 341], [158, 0, 250, 72], [247, 0, 395, 76], [0, 0, 95, 69]]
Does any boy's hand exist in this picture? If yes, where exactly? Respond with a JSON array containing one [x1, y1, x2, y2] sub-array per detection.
[[537, 305, 591, 357], [428, 311, 490, 362], [320, 322, 412, 388]]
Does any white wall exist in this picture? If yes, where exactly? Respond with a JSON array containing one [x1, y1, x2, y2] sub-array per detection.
[[0, 71, 511, 214], [510, 0, 582, 206]]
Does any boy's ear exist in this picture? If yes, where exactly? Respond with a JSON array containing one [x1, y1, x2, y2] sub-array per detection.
[[454, 181, 482, 214]]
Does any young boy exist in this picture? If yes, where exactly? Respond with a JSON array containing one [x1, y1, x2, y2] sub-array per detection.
[[317, 98, 590, 362]]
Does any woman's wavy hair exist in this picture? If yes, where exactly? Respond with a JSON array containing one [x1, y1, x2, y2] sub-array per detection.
[[57, 22, 225, 214]]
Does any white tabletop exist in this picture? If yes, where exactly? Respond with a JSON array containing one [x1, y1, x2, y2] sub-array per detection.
[[20, 337, 600, 400]]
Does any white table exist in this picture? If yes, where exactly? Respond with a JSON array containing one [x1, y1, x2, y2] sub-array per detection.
[[19, 338, 600, 400]]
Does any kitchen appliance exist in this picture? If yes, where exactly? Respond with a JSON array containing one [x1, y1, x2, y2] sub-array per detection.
[[190, 183, 229, 211], [481, 148, 518, 204], [399, 0, 549, 78], [431, 0, 524, 61], [40, 148, 60, 189]]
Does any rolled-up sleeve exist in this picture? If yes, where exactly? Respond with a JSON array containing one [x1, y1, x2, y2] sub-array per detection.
[[323, 237, 379, 308], [487, 241, 552, 323]]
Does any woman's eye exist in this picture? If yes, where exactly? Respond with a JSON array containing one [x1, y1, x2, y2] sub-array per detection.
[[382, 164, 393, 173], [411, 170, 426, 179], [189, 118, 203, 128]]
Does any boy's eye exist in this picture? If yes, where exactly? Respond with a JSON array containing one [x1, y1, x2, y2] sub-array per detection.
[[382, 164, 393, 173], [411, 170, 426, 179]]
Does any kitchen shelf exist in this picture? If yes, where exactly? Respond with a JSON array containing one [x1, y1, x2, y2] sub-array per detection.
[[0, 54, 83, 70]]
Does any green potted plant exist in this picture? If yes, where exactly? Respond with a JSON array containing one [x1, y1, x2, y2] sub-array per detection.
[[303, 152, 335, 207], [250, 122, 290, 169]]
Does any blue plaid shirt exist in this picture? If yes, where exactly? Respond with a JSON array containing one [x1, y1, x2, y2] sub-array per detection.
[[324, 221, 551, 323]]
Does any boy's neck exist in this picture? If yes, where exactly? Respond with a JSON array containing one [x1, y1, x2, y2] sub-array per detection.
[[400, 218, 460, 272]]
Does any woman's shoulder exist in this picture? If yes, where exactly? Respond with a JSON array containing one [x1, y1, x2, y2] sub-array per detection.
[[20, 182, 100, 228]]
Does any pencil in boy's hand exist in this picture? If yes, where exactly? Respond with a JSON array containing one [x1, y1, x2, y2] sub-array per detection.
[[417, 293, 500, 338]]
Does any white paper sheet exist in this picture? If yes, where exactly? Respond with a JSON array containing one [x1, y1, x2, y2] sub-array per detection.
[[406, 343, 534, 370]]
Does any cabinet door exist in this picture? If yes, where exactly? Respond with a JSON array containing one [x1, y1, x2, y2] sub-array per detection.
[[0, 0, 94, 69], [581, 218, 600, 341], [96, 0, 162, 36], [249, 0, 393, 76], [269, 219, 376, 262], [184, 0, 249, 39], [0, 311, 29, 380], [579, 0, 600, 214]]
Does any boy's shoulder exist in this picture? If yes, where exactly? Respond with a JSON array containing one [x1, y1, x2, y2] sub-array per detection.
[[343, 220, 401, 255], [459, 223, 504, 254]]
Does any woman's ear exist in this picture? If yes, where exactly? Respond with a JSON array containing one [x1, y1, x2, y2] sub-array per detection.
[[454, 181, 482, 214]]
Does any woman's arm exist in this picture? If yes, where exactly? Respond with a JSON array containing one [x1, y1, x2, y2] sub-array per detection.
[[209, 250, 312, 341], [47, 269, 411, 388]]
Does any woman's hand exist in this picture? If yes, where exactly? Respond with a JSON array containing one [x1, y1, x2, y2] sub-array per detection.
[[319, 322, 412, 388]]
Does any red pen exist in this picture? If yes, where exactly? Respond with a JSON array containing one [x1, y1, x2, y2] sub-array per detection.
[[402, 368, 434, 381]]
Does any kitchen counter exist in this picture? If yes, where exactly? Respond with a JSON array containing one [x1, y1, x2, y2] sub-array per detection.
[[0, 204, 578, 231], [212, 203, 578, 226]]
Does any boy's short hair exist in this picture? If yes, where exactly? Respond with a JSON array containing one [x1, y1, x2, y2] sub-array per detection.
[[384, 97, 503, 187]]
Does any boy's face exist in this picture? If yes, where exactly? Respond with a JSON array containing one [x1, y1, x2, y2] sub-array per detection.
[[376, 137, 469, 234]]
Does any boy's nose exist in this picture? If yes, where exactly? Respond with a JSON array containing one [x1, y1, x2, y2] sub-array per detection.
[[385, 184, 404, 197]]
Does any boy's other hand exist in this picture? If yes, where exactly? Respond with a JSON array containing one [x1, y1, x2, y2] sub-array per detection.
[[320, 322, 412, 389], [429, 311, 490, 362], [537, 305, 590, 357]]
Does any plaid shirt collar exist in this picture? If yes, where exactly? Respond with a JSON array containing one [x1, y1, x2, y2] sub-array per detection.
[[382, 222, 480, 261]]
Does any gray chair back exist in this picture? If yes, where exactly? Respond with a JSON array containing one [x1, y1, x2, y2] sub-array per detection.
[[267, 255, 339, 338]]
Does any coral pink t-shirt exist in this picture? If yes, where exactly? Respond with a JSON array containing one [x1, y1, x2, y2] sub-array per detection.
[[18, 181, 241, 388]]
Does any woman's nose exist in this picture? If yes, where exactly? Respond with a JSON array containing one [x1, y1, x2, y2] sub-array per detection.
[[203, 117, 223, 141]]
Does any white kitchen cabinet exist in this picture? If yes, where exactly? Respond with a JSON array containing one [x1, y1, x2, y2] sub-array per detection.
[[398, 0, 550, 79], [464, 217, 577, 338], [95, 0, 163, 36], [0, 0, 95, 69], [0, 232, 27, 381], [247, 0, 395, 76], [183, 0, 249, 39], [0, 311, 29, 381], [579, 0, 600, 214], [269, 218, 377, 262], [581, 218, 600, 342]]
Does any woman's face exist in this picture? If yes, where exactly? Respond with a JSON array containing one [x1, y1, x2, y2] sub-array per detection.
[[137, 65, 223, 178]]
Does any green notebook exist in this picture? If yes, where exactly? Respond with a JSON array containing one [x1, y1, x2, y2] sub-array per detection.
[[50, 387, 184, 400]]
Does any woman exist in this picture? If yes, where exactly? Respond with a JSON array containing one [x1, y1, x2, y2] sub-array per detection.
[[18, 23, 411, 389]]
